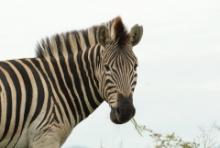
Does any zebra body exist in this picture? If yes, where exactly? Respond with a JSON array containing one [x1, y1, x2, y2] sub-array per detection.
[[0, 17, 143, 148], [0, 45, 103, 147]]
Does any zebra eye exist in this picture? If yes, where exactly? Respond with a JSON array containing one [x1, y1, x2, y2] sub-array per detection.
[[134, 64, 138, 71], [104, 65, 111, 72]]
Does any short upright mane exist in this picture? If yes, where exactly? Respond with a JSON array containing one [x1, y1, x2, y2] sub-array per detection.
[[36, 26, 101, 58], [35, 16, 128, 59]]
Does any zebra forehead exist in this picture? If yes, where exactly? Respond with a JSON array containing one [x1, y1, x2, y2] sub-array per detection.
[[103, 49, 137, 66]]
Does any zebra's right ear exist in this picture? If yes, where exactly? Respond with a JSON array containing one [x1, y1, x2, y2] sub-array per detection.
[[97, 25, 110, 45]]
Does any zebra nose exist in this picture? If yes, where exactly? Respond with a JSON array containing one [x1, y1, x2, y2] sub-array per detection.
[[117, 95, 135, 115], [111, 94, 135, 124]]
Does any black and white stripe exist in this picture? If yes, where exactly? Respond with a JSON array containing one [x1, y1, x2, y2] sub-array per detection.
[[0, 44, 104, 147]]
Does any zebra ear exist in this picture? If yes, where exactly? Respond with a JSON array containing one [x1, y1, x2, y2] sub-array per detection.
[[111, 16, 129, 46], [129, 24, 143, 46], [97, 25, 110, 45]]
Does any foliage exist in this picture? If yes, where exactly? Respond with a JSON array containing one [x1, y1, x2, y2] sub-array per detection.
[[131, 118, 199, 148], [131, 119, 220, 148], [99, 119, 220, 148]]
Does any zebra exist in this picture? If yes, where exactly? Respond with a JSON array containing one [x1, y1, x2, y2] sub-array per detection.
[[0, 16, 143, 148]]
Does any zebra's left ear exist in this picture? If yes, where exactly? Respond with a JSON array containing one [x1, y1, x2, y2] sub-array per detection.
[[129, 24, 143, 46], [111, 16, 129, 47]]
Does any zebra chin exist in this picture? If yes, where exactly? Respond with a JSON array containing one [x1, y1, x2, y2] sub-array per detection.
[[110, 97, 136, 124]]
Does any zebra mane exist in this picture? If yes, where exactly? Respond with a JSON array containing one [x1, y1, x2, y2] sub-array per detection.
[[35, 16, 129, 58], [35, 26, 102, 58]]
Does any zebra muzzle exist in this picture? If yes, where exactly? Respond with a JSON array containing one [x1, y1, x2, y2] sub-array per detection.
[[110, 96, 135, 124]]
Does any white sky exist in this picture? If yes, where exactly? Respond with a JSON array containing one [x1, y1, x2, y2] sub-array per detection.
[[0, 0, 219, 147]]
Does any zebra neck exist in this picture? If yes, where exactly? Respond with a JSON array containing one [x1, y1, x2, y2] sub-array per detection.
[[48, 47, 104, 125]]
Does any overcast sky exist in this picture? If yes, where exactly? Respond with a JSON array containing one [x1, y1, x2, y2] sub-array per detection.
[[0, 0, 219, 147]]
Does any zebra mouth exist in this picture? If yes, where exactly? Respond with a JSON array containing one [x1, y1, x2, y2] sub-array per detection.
[[110, 100, 135, 124], [110, 107, 135, 124]]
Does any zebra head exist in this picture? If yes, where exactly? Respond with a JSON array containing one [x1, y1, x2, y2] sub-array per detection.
[[96, 17, 143, 124]]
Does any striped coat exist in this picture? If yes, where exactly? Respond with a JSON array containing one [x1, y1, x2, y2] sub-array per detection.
[[0, 17, 143, 148]]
